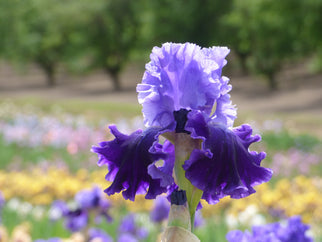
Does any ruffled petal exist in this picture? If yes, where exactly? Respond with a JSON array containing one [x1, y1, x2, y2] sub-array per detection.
[[183, 116, 272, 204], [91, 125, 169, 201], [148, 140, 175, 188], [137, 42, 232, 129], [210, 93, 237, 128]]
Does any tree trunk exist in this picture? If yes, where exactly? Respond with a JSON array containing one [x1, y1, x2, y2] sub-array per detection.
[[38, 61, 56, 87], [236, 52, 249, 76], [106, 68, 121, 91], [267, 72, 278, 91], [45, 66, 55, 87]]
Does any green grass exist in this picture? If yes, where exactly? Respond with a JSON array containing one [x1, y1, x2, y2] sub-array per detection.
[[0, 137, 96, 171], [262, 130, 321, 152], [2, 207, 70, 239], [0, 97, 142, 123]]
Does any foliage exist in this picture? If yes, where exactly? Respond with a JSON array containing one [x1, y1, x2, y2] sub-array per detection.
[[222, 0, 322, 89], [147, 0, 232, 47], [79, 0, 145, 90], [262, 130, 320, 152], [0, 0, 90, 86], [0, 0, 144, 90], [0, 0, 321, 90]]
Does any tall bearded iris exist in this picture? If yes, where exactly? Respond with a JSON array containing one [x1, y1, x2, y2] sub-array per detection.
[[92, 42, 272, 230]]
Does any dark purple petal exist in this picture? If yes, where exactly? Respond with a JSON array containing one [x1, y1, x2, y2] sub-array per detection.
[[137, 42, 233, 129], [91, 125, 168, 201], [184, 116, 272, 204]]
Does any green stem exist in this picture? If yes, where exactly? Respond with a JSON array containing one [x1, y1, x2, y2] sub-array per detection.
[[174, 133, 203, 232]]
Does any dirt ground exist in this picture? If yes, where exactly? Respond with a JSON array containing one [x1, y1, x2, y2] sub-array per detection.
[[0, 61, 321, 137]]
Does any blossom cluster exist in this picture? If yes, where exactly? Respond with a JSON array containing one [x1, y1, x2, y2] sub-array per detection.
[[1, 165, 321, 232], [271, 148, 320, 177], [220, 176, 322, 238], [0, 167, 106, 205], [92, 43, 272, 216], [0, 102, 142, 156], [0, 114, 106, 153], [51, 186, 112, 232], [226, 216, 313, 242]]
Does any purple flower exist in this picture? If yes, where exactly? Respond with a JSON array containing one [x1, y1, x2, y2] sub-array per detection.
[[0, 191, 4, 223], [183, 112, 272, 204], [118, 213, 148, 241], [92, 125, 171, 201], [50, 187, 112, 232], [88, 228, 113, 242], [0, 191, 4, 208], [34, 238, 62, 242], [75, 186, 113, 223], [137, 42, 235, 130], [75, 186, 109, 210], [150, 195, 170, 223], [118, 234, 139, 242], [64, 209, 89, 232], [226, 216, 313, 242], [93, 42, 271, 207], [194, 210, 205, 228]]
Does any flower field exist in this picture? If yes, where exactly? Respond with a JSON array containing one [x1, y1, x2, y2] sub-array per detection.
[[0, 100, 321, 241]]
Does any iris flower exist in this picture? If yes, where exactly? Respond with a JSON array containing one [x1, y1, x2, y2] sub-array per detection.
[[51, 186, 112, 232], [92, 42, 272, 223], [150, 195, 170, 223], [226, 216, 313, 242], [0, 191, 4, 223], [118, 213, 149, 241]]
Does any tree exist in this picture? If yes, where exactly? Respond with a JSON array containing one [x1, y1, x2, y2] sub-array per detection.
[[148, 0, 233, 47], [221, 0, 318, 90], [0, 0, 89, 86], [82, 0, 144, 91]]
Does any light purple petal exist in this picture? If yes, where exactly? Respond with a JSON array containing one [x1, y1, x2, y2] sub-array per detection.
[[210, 93, 236, 128], [75, 186, 106, 210], [227, 216, 313, 242], [88, 228, 113, 242], [150, 195, 170, 223], [137, 42, 232, 129], [148, 140, 175, 188]]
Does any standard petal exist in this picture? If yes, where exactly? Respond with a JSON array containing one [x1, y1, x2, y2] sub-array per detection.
[[183, 121, 272, 204], [91, 126, 169, 201], [137, 42, 232, 129]]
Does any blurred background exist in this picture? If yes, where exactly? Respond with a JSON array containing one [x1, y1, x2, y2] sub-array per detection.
[[0, 0, 321, 241]]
